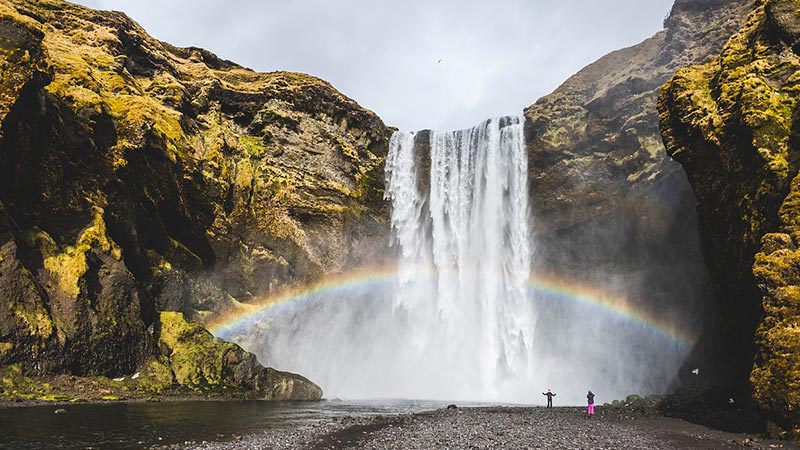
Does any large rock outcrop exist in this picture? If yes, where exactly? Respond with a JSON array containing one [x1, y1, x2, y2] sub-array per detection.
[[0, 0, 389, 398], [524, 0, 756, 387], [137, 312, 322, 399], [659, 0, 800, 435]]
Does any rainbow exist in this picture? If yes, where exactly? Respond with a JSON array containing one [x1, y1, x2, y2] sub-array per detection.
[[528, 273, 697, 348], [208, 266, 697, 349], [208, 265, 401, 335]]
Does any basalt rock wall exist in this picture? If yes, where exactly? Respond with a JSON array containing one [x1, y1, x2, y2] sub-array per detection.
[[659, 0, 800, 434], [524, 0, 756, 387]]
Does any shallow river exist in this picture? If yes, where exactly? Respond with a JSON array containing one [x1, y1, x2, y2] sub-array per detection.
[[0, 399, 457, 449]]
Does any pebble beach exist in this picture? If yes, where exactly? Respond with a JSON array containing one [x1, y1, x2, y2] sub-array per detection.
[[162, 406, 800, 450]]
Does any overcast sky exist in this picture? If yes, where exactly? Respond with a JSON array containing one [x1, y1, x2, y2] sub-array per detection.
[[73, 0, 674, 131]]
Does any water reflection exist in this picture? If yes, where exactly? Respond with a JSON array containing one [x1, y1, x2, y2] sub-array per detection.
[[0, 399, 456, 449]]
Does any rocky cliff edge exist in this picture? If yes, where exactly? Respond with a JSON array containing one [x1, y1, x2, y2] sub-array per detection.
[[660, 0, 800, 436], [0, 0, 391, 400]]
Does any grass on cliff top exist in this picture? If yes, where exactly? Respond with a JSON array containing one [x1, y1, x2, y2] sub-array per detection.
[[33, 1, 341, 155], [41, 23, 188, 157], [10, 0, 384, 222]]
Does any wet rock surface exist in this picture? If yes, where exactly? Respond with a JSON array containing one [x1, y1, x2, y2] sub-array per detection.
[[659, 0, 800, 435], [524, 0, 758, 393], [163, 407, 800, 450]]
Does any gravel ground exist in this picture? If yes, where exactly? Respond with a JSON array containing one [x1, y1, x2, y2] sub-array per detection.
[[161, 406, 800, 450]]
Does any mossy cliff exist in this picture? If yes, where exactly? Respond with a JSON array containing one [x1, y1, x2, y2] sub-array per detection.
[[0, 0, 390, 398], [659, 0, 800, 435], [523, 0, 755, 388], [137, 312, 321, 399]]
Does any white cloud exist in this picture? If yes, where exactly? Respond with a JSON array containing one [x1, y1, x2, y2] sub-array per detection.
[[73, 0, 674, 130]]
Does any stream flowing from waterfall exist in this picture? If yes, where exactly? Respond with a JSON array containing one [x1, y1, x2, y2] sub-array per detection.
[[218, 116, 696, 405]]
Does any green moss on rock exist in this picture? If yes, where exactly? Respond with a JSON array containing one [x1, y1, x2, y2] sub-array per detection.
[[156, 311, 238, 390], [37, 393, 73, 402], [133, 358, 174, 394], [145, 312, 322, 400], [0, 364, 60, 401], [659, 0, 800, 434], [0, 0, 385, 399]]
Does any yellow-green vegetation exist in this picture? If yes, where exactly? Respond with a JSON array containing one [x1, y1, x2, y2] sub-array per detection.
[[138, 311, 326, 401], [0, 364, 151, 402], [0, 0, 385, 402], [0, 364, 60, 401], [3, 235, 55, 342], [663, 3, 799, 193], [239, 135, 267, 159], [660, 0, 800, 243], [42, 206, 121, 299], [752, 237, 800, 436], [659, 0, 800, 434], [38, 9, 188, 158], [153, 311, 243, 391], [135, 311, 325, 400], [1, 364, 39, 399], [133, 358, 174, 394], [7, 296, 53, 343], [38, 394, 73, 402], [16, 0, 387, 274], [0, 2, 48, 131]]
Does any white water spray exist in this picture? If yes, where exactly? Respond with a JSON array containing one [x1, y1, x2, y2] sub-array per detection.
[[383, 116, 534, 400], [221, 116, 696, 404]]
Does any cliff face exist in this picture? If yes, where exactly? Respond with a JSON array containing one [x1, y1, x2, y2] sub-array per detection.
[[0, 0, 390, 398], [525, 0, 754, 231], [659, 0, 800, 434], [523, 0, 756, 385]]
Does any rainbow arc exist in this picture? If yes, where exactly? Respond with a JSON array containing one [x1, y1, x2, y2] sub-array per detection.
[[209, 266, 697, 349]]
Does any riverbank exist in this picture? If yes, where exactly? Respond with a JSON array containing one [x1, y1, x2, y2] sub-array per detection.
[[0, 363, 269, 407], [163, 406, 800, 450]]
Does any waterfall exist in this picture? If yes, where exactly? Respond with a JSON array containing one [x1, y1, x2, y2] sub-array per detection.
[[220, 115, 695, 403], [224, 117, 538, 402], [383, 116, 534, 400]]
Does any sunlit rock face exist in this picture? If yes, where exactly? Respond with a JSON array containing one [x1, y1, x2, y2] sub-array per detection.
[[659, 0, 800, 435], [0, 0, 387, 396], [524, 0, 756, 389]]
